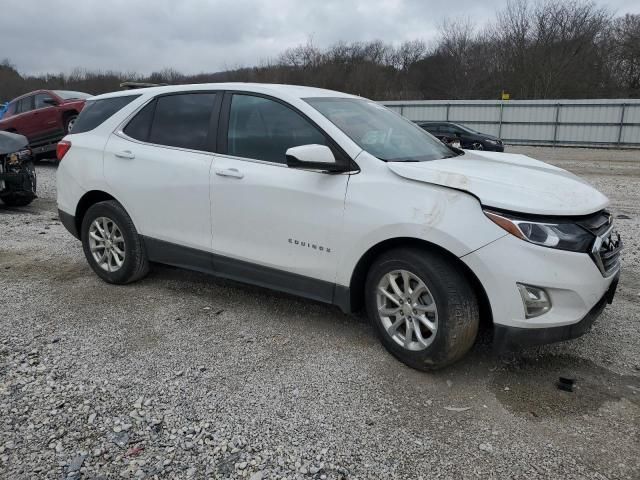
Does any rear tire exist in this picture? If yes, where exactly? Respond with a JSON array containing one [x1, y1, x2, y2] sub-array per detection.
[[365, 248, 479, 370], [81, 200, 149, 284]]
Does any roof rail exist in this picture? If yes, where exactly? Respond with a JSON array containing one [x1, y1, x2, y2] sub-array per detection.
[[119, 82, 168, 90]]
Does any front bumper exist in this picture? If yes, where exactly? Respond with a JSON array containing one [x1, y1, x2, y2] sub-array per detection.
[[462, 233, 619, 337], [0, 171, 36, 199], [485, 143, 504, 152], [493, 272, 618, 350]]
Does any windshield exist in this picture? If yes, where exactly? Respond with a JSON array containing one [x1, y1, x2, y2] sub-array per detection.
[[53, 90, 92, 100], [305, 97, 456, 161]]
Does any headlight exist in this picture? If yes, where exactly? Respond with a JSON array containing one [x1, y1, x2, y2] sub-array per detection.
[[484, 210, 593, 252], [485, 139, 497, 144]]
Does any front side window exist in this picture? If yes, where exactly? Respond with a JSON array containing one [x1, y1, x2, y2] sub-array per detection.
[[34, 93, 56, 109], [148, 93, 216, 150], [227, 94, 326, 164], [72, 95, 140, 134], [305, 98, 455, 162]]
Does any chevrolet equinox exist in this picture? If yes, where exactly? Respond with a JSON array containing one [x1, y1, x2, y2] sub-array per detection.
[[56, 84, 622, 370]]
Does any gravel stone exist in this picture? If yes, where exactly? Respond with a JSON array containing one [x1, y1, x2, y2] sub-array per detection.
[[0, 153, 638, 479]]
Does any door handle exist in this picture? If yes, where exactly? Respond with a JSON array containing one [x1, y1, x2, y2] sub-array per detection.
[[214, 167, 244, 179], [114, 150, 135, 160]]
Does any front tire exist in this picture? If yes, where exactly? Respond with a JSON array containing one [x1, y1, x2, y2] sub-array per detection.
[[365, 248, 479, 370], [81, 200, 149, 284]]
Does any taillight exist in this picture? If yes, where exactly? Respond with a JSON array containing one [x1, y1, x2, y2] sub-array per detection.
[[57, 140, 71, 161]]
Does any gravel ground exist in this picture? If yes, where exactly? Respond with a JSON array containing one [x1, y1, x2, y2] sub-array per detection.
[[0, 147, 638, 479]]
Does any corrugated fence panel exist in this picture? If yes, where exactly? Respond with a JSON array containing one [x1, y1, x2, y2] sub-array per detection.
[[502, 124, 555, 142], [560, 104, 622, 124], [381, 99, 640, 147], [622, 126, 640, 145], [624, 105, 640, 123], [402, 105, 448, 121], [503, 104, 556, 123], [449, 104, 501, 122], [557, 125, 619, 144]]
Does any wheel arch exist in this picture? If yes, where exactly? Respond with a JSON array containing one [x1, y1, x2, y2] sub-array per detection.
[[344, 237, 493, 329], [62, 109, 80, 118], [74, 190, 117, 236]]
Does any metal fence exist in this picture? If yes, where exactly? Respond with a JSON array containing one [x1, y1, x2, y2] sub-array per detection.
[[381, 99, 640, 148]]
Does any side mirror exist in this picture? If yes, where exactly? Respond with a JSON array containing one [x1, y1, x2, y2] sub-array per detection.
[[42, 98, 58, 106], [285, 144, 340, 171]]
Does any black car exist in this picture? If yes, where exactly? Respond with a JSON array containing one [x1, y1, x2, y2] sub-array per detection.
[[0, 131, 37, 207], [417, 121, 504, 152]]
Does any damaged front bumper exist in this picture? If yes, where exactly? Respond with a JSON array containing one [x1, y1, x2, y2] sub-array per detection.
[[0, 151, 37, 200], [493, 272, 619, 351]]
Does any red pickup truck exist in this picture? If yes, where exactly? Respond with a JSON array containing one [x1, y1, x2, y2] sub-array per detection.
[[0, 90, 91, 158]]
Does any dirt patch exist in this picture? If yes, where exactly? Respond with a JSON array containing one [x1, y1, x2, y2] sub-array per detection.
[[492, 354, 640, 418], [0, 249, 86, 282]]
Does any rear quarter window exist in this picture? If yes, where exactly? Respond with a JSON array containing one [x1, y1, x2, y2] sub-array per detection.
[[71, 95, 140, 134]]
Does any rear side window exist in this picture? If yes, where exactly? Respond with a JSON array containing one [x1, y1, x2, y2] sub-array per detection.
[[72, 95, 139, 134], [17, 96, 34, 114], [123, 101, 155, 141], [147, 93, 217, 150]]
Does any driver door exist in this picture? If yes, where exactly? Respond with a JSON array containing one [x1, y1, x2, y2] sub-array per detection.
[[210, 93, 349, 299]]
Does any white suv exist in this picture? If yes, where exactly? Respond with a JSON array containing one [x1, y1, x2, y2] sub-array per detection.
[[56, 84, 621, 370]]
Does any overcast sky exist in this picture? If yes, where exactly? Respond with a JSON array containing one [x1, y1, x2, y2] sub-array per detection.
[[4, 0, 640, 76]]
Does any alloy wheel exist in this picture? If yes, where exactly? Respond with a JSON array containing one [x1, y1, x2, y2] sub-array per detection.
[[376, 269, 438, 351], [88, 216, 126, 272]]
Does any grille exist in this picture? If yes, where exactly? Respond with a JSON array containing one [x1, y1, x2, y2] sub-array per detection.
[[591, 227, 622, 277], [574, 210, 621, 277]]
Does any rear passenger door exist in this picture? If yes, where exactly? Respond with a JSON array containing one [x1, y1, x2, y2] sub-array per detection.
[[210, 93, 349, 299], [11, 96, 36, 139], [104, 92, 220, 252]]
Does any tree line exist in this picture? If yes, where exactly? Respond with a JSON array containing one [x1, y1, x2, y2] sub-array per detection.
[[1, 0, 638, 102]]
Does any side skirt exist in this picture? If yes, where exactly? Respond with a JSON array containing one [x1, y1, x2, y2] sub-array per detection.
[[142, 236, 352, 312]]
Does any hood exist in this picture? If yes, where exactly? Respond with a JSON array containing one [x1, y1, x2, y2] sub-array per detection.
[[386, 150, 609, 216], [0, 131, 28, 155]]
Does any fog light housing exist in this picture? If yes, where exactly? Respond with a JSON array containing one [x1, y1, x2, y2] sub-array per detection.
[[517, 283, 551, 318]]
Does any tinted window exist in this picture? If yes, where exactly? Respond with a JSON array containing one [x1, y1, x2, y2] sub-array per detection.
[[306, 97, 454, 162], [148, 93, 216, 150], [228, 94, 326, 164], [17, 96, 34, 114], [440, 125, 459, 135], [72, 95, 139, 134], [123, 101, 155, 142], [34, 93, 56, 109]]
